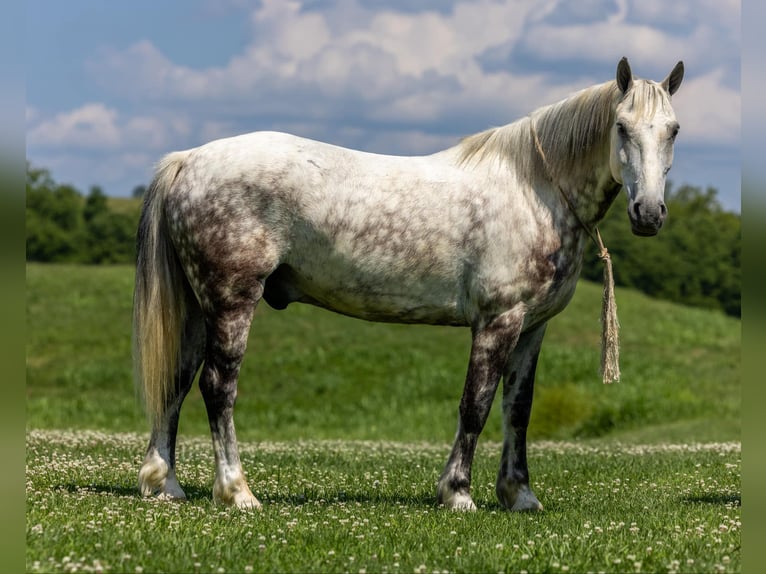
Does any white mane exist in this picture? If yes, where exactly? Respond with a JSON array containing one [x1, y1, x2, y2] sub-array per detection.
[[457, 78, 672, 181]]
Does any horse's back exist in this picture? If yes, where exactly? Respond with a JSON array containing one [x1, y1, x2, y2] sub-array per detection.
[[162, 131, 482, 324], [161, 130, 568, 327]]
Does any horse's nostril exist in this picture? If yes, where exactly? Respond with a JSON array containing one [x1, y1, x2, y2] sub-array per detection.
[[660, 203, 667, 217], [632, 202, 642, 218]]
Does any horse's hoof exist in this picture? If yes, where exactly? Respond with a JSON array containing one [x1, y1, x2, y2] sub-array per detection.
[[156, 491, 187, 502], [448, 496, 478, 512], [510, 493, 544, 512], [213, 475, 262, 510], [235, 496, 263, 511], [138, 452, 187, 500], [438, 487, 477, 511], [497, 481, 543, 512]]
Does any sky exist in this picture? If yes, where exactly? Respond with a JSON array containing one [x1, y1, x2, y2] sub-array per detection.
[[26, 0, 741, 211]]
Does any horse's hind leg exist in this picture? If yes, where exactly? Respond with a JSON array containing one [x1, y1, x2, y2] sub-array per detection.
[[199, 291, 262, 510], [139, 299, 205, 500], [437, 307, 524, 510], [495, 322, 546, 512]]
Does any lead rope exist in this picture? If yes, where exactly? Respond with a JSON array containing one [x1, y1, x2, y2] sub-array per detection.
[[530, 121, 620, 383]]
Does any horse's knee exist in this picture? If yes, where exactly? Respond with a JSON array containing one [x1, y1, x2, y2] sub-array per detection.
[[199, 340, 248, 409], [199, 307, 254, 397], [198, 364, 239, 412]]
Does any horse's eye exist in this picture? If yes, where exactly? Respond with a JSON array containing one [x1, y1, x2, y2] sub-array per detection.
[[670, 125, 680, 141], [616, 122, 627, 137]]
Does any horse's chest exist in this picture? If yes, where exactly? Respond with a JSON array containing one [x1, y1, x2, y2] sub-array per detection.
[[520, 239, 584, 323]]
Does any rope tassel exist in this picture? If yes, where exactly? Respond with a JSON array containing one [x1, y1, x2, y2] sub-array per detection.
[[597, 229, 620, 383]]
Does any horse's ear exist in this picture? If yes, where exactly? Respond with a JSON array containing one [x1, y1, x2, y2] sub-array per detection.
[[616, 57, 632, 93], [662, 61, 684, 96]]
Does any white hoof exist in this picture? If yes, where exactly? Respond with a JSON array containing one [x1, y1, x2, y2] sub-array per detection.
[[213, 475, 262, 511], [446, 492, 478, 512], [155, 489, 186, 502], [438, 484, 477, 511], [234, 494, 263, 511], [138, 451, 187, 500]]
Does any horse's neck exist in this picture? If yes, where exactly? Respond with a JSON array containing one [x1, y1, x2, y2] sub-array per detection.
[[553, 158, 621, 230], [531, 82, 621, 229]]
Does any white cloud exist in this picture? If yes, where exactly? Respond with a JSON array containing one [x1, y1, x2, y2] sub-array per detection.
[[85, 0, 738, 136], [252, 0, 332, 62], [91, 41, 214, 101], [518, 21, 688, 66], [514, 0, 737, 76], [27, 102, 190, 152], [27, 103, 121, 149], [28, 0, 740, 200], [88, 0, 539, 107], [672, 67, 740, 146], [629, 0, 740, 33]]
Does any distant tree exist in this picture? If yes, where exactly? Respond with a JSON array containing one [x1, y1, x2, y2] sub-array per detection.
[[583, 183, 741, 317], [84, 210, 137, 263], [81, 185, 138, 263], [26, 208, 81, 262], [45, 185, 82, 232], [26, 167, 84, 261], [26, 163, 141, 264], [83, 186, 109, 223], [132, 184, 147, 199], [26, 163, 53, 190]]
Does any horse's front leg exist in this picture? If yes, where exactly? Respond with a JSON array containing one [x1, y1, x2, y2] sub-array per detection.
[[437, 307, 524, 510], [496, 322, 546, 511]]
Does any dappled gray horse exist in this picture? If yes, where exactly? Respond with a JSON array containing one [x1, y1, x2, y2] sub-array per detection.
[[134, 58, 683, 511]]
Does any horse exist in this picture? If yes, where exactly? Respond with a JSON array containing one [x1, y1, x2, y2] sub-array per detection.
[[133, 57, 684, 511]]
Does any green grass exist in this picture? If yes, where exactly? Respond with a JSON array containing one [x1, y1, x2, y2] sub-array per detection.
[[105, 196, 142, 217], [26, 263, 740, 442], [26, 263, 741, 572], [27, 430, 740, 573]]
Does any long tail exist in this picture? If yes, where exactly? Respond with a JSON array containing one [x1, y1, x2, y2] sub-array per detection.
[[133, 150, 192, 426]]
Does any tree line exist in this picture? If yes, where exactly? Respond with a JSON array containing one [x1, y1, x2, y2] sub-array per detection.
[[26, 164, 139, 264], [26, 163, 740, 317]]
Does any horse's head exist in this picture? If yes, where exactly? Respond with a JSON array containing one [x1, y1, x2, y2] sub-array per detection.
[[609, 57, 684, 236]]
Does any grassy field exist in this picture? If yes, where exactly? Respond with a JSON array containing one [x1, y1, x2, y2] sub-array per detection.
[[26, 263, 740, 442], [105, 196, 142, 216], [27, 431, 740, 573], [26, 263, 741, 572]]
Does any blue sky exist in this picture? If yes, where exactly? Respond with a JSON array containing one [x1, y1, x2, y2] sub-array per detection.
[[26, 0, 740, 211]]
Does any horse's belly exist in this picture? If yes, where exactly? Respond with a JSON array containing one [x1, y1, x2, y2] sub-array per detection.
[[262, 262, 467, 326]]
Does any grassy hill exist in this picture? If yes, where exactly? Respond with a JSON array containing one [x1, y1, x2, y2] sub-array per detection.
[[25, 263, 740, 443], [105, 196, 142, 217]]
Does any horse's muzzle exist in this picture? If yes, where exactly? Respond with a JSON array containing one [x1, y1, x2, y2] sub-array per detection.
[[628, 200, 667, 236]]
